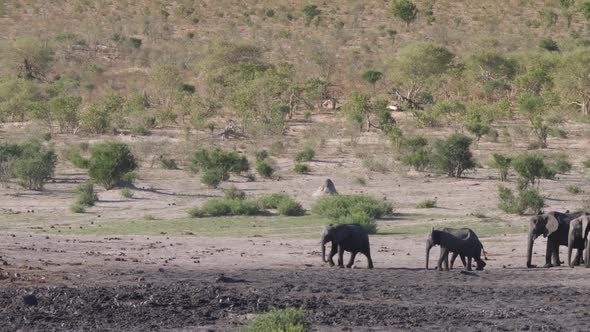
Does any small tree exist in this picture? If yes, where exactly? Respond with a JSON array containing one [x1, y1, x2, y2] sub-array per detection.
[[88, 142, 137, 190], [190, 148, 249, 187], [391, 0, 418, 27], [431, 134, 475, 177], [518, 94, 549, 148], [12, 142, 56, 190], [511, 153, 554, 189], [302, 4, 321, 26], [491, 153, 511, 182], [362, 70, 383, 95]]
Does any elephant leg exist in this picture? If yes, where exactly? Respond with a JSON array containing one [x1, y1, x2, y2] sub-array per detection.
[[337, 245, 345, 268], [460, 254, 467, 268], [437, 247, 446, 271], [364, 249, 374, 269], [346, 252, 357, 268], [328, 243, 337, 266], [476, 257, 486, 271], [466, 256, 473, 271], [552, 243, 561, 267], [441, 248, 450, 271], [544, 238, 554, 268], [575, 249, 583, 266]]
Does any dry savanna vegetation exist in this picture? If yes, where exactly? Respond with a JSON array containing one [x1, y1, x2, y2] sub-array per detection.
[[4, 0, 590, 330]]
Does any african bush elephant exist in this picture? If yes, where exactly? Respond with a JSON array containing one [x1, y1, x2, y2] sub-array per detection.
[[527, 211, 584, 268], [321, 224, 373, 269], [568, 214, 590, 268], [426, 227, 487, 271]]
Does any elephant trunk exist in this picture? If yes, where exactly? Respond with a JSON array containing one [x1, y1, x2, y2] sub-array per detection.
[[426, 240, 433, 270], [321, 235, 327, 263], [568, 232, 575, 268], [526, 230, 534, 268]]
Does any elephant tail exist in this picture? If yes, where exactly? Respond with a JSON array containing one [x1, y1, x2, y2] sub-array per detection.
[[482, 248, 488, 260]]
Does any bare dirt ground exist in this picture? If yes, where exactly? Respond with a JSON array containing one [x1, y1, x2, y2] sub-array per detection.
[[0, 232, 589, 331], [2, 119, 590, 330]]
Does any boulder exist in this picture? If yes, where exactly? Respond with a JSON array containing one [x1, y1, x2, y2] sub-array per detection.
[[312, 179, 338, 197]]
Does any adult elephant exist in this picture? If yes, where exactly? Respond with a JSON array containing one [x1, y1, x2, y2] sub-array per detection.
[[321, 224, 374, 269], [527, 211, 584, 268], [567, 214, 590, 268], [426, 227, 486, 271]]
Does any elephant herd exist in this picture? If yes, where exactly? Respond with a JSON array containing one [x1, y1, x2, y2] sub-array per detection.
[[321, 211, 590, 271]]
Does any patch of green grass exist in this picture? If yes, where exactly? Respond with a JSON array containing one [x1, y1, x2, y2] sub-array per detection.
[[377, 218, 527, 238], [244, 307, 308, 332], [567, 185, 582, 195]]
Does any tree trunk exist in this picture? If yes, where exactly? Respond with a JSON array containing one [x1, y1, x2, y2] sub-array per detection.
[[583, 95, 590, 115]]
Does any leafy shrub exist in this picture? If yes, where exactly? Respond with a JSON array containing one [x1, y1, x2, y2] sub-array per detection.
[[311, 195, 393, 234], [583, 159, 590, 168], [539, 38, 559, 52], [511, 154, 554, 188], [244, 307, 308, 332], [13, 142, 57, 190], [88, 142, 137, 190], [293, 163, 309, 174], [256, 160, 274, 178], [259, 193, 292, 209], [121, 188, 134, 199], [75, 182, 97, 207], [224, 185, 246, 200], [131, 126, 150, 136], [70, 203, 85, 213], [416, 199, 437, 208], [191, 198, 263, 217], [255, 150, 269, 162], [498, 185, 544, 215], [277, 199, 306, 216], [490, 153, 512, 182], [301, 4, 321, 25], [430, 134, 475, 177], [201, 168, 224, 188], [400, 136, 430, 171], [191, 149, 249, 187], [65, 148, 89, 168], [567, 185, 582, 194], [551, 154, 572, 174], [159, 156, 178, 169], [130, 37, 142, 49], [391, 0, 418, 26], [293, 148, 315, 162]]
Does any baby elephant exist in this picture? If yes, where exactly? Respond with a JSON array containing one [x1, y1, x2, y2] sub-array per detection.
[[321, 224, 374, 269], [426, 227, 487, 271]]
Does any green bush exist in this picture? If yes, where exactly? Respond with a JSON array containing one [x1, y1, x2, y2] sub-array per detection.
[[511, 153, 554, 188], [75, 182, 97, 207], [498, 185, 544, 215], [259, 193, 292, 209], [400, 136, 430, 171], [244, 307, 308, 332], [88, 142, 137, 190], [277, 199, 305, 216], [13, 142, 57, 190], [583, 159, 590, 168], [224, 185, 246, 200], [293, 148, 315, 162], [256, 160, 274, 178], [430, 133, 475, 177], [551, 154, 572, 174], [201, 168, 224, 188], [339, 211, 377, 234], [121, 188, 134, 199], [539, 38, 559, 52], [311, 195, 393, 234], [416, 199, 437, 208], [130, 37, 142, 49], [131, 126, 151, 136], [159, 156, 178, 170], [191, 148, 249, 187], [65, 148, 89, 169], [192, 198, 263, 217], [567, 185, 582, 195], [293, 163, 309, 174], [490, 153, 511, 182], [70, 203, 85, 213], [255, 150, 269, 162]]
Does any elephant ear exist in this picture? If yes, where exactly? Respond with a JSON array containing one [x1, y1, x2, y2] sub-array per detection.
[[546, 213, 560, 236]]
